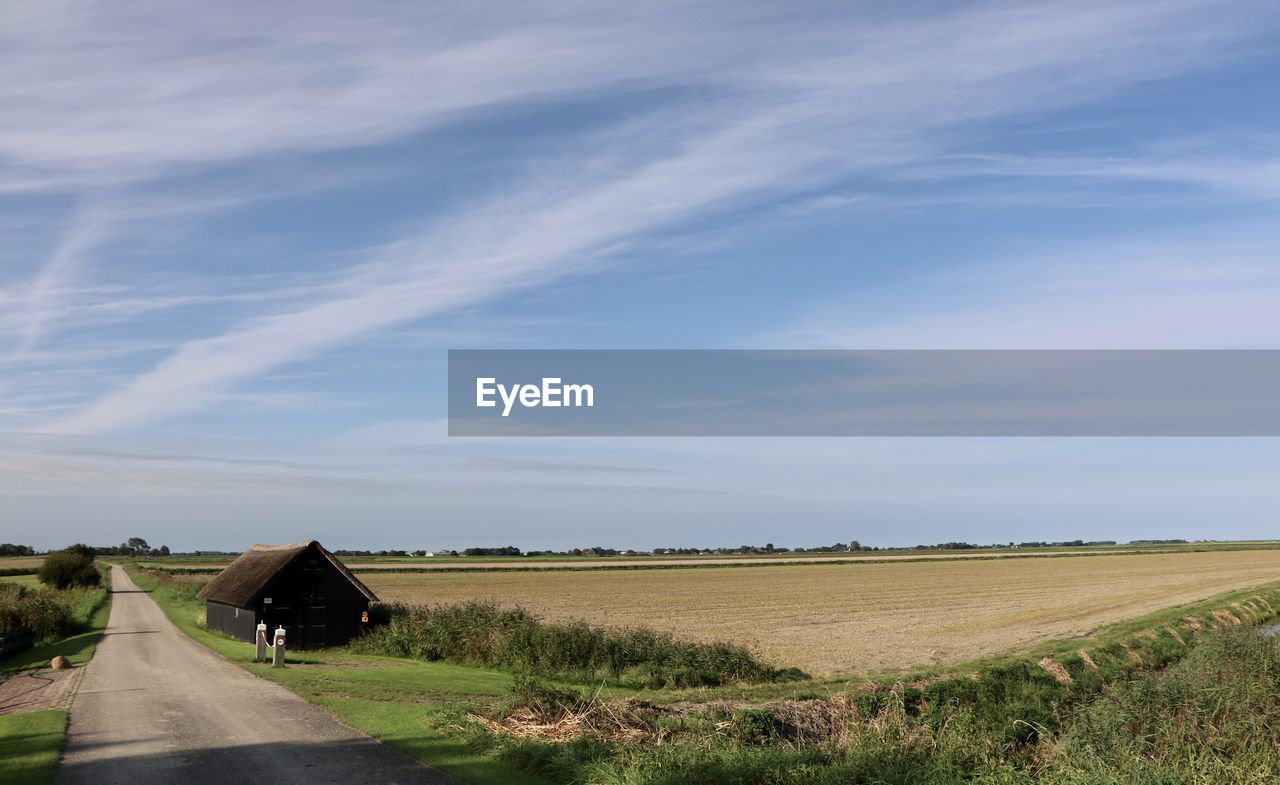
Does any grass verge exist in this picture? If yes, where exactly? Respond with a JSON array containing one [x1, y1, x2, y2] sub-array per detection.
[[0, 709, 66, 785], [0, 567, 111, 785]]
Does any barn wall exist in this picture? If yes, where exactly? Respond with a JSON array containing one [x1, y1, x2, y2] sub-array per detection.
[[206, 601, 258, 642], [254, 548, 370, 648]]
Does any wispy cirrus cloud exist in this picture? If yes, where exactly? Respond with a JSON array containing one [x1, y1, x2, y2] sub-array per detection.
[[2, 0, 1278, 434], [770, 225, 1280, 350], [911, 136, 1280, 199]]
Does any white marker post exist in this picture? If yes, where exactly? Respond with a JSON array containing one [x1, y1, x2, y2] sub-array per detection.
[[255, 622, 268, 662], [272, 626, 287, 668]]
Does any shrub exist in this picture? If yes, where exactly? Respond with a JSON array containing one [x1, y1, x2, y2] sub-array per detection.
[[729, 708, 779, 745], [0, 584, 73, 642], [502, 676, 593, 721], [350, 601, 804, 687], [37, 551, 102, 590]]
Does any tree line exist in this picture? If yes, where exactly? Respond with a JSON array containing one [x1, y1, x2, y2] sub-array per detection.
[[1, 538, 171, 558]]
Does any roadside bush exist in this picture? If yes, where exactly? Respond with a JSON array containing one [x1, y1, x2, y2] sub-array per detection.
[[350, 601, 804, 687], [0, 584, 73, 642], [37, 551, 102, 590]]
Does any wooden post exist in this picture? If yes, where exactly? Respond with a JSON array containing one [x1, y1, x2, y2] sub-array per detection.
[[255, 622, 268, 662], [272, 626, 286, 668]]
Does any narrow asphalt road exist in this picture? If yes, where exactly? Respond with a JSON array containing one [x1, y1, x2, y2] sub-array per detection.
[[56, 564, 458, 785]]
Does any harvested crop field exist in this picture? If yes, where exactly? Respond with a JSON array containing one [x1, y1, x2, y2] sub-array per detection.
[[0, 556, 41, 570], [361, 549, 1280, 675]]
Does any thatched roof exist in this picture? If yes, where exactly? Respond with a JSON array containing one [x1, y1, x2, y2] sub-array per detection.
[[197, 540, 377, 607]]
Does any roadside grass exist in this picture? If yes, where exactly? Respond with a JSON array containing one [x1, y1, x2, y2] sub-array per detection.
[[2, 571, 112, 672], [0, 709, 66, 785], [126, 564, 555, 785], [0, 569, 111, 785]]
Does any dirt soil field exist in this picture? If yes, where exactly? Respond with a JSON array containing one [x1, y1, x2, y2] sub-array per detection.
[[362, 550, 1280, 674]]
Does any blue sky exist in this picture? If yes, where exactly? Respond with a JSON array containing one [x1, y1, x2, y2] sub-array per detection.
[[2, 1, 1280, 551]]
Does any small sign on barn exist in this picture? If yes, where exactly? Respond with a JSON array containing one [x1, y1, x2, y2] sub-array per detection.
[[197, 540, 377, 648]]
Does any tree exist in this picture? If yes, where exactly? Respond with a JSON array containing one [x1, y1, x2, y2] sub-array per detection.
[[125, 537, 149, 555], [38, 550, 102, 589], [849, 540, 862, 552]]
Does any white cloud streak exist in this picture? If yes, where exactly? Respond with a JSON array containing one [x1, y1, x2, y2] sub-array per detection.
[[2, 0, 1276, 432], [771, 228, 1280, 349]]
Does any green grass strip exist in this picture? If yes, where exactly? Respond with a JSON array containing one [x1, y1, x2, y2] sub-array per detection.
[[0, 709, 66, 785]]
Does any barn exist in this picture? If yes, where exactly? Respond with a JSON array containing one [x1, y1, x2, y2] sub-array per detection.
[[197, 540, 377, 648]]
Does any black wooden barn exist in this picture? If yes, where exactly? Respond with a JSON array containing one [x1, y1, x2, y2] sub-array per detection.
[[197, 540, 377, 648]]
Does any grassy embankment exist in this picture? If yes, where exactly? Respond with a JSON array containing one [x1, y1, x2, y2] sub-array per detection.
[[130, 562, 1280, 785], [0, 566, 112, 785], [469, 624, 1280, 785], [442, 583, 1280, 785]]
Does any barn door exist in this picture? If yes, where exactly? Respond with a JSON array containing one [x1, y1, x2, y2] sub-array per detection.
[[300, 555, 327, 647], [305, 603, 327, 646]]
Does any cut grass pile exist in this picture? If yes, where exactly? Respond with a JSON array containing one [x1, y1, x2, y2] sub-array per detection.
[[351, 602, 805, 688], [0, 710, 66, 785]]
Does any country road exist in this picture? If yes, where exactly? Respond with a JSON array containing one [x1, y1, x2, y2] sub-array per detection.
[[55, 565, 456, 785]]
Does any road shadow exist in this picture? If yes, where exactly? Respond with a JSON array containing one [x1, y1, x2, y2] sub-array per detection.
[[54, 737, 462, 785]]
